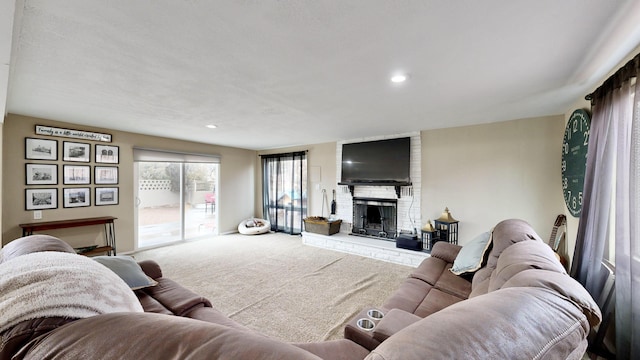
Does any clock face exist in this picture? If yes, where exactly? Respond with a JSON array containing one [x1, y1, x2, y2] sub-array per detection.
[[562, 109, 590, 217]]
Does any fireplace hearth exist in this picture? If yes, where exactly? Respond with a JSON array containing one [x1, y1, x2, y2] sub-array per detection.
[[352, 197, 397, 240]]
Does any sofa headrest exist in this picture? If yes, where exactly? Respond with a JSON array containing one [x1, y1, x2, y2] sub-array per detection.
[[0, 235, 75, 264], [470, 219, 542, 297], [488, 240, 566, 292], [501, 270, 602, 327]]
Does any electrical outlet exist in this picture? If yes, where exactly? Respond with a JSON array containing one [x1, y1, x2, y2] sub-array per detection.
[[33, 211, 42, 220]]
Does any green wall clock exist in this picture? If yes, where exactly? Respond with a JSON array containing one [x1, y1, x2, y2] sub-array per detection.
[[562, 109, 591, 217]]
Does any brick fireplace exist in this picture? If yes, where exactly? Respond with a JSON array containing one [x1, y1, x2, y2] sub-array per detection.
[[334, 132, 422, 238]]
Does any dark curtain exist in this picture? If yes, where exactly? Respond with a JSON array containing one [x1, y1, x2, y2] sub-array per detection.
[[572, 53, 639, 359], [261, 152, 307, 235]]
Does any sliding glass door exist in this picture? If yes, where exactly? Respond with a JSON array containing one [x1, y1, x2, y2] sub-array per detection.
[[135, 156, 218, 248]]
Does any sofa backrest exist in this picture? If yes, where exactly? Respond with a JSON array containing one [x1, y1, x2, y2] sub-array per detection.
[[0, 235, 75, 264], [487, 239, 566, 291], [366, 283, 598, 360], [469, 218, 543, 297], [18, 312, 323, 360]]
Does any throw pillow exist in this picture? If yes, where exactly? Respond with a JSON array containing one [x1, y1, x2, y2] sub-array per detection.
[[450, 231, 492, 276], [93, 256, 158, 290]]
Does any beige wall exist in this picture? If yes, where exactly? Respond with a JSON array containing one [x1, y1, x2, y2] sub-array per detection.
[[256, 142, 337, 219], [421, 115, 566, 246], [259, 116, 566, 247], [2, 114, 257, 252]]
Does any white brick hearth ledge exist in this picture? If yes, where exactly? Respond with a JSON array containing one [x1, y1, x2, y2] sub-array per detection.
[[302, 232, 429, 267]]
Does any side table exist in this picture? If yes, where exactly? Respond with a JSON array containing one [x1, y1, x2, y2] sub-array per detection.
[[19, 216, 117, 256]]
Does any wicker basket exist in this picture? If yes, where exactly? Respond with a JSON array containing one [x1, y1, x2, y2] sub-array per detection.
[[303, 218, 342, 235]]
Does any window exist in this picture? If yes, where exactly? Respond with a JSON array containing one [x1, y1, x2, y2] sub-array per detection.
[[262, 152, 307, 234]]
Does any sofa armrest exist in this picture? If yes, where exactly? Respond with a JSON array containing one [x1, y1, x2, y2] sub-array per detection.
[[138, 277, 212, 316], [138, 259, 163, 280], [429, 242, 462, 264], [372, 309, 422, 342]]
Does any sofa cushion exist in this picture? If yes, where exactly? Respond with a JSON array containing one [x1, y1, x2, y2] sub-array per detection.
[[410, 255, 449, 285], [382, 278, 433, 314], [413, 287, 466, 318], [366, 286, 595, 360], [388, 244, 471, 317], [450, 231, 491, 275], [470, 219, 542, 298], [430, 263, 472, 299], [93, 256, 158, 290]]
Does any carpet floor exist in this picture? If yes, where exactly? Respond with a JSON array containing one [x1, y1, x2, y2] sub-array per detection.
[[132, 232, 413, 343]]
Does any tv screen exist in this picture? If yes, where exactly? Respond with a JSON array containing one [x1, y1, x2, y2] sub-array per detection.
[[341, 137, 411, 184]]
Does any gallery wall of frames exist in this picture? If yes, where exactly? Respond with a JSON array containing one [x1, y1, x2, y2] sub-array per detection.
[[24, 126, 120, 210]]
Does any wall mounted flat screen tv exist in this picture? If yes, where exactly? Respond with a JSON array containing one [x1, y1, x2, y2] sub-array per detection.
[[340, 137, 411, 184]]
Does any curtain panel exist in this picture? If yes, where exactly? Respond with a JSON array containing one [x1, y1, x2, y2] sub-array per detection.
[[574, 53, 639, 359], [261, 152, 307, 235]]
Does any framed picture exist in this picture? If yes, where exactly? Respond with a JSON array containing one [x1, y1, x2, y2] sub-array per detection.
[[95, 187, 119, 206], [95, 144, 119, 164], [63, 141, 90, 162], [63, 165, 91, 184], [25, 163, 58, 185], [25, 188, 57, 210], [63, 187, 91, 208], [95, 166, 118, 184], [25, 138, 57, 160]]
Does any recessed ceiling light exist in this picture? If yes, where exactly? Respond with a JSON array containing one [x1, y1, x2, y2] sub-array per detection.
[[391, 74, 407, 83], [206, 124, 218, 129]]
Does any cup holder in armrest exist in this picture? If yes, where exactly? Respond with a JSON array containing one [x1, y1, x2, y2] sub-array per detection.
[[357, 318, 376, 331], [367, 309, 384, 320]]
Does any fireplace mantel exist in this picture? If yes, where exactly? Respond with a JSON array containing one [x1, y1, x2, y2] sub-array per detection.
[[338, 181, 412, 198]]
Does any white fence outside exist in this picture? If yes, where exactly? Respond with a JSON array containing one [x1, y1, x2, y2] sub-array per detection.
[[139, 180, 214, 208]]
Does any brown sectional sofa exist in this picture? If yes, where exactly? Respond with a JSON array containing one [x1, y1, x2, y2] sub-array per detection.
[[0, 219, 600, 359], [344, 239, 471, 350], [345, 219, 601, 359], [0, 235, 368, 360]]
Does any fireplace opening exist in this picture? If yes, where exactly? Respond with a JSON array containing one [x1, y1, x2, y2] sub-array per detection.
[[352, 197, 397, 240]]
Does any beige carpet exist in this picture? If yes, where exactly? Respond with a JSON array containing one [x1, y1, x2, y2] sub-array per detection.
[[132, 232, 413, 343]]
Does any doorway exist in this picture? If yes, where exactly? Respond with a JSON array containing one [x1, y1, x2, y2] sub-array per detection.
[[135, 161, 218, 248]]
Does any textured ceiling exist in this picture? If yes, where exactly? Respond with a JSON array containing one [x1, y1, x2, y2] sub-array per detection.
[[6, 1, 640, 150]]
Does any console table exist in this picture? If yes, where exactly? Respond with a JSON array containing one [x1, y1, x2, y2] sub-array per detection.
[[19, 216, 117, 256]]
